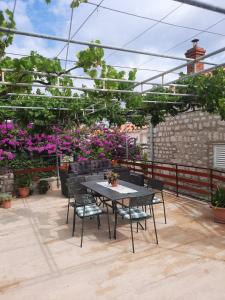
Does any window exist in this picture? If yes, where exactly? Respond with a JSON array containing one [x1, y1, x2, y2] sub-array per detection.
[[213, 145, 225, 169]]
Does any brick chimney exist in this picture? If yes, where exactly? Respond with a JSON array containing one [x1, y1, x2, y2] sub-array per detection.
[[185, 39, 206, 74]]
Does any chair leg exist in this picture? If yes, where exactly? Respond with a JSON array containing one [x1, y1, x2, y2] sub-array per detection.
[[151, 205, 158, 244], [106, 205, 111, 239], [144, 206, 147, 230], [72, 205, 76, 237], [97, 214, 101, 229], [136, 222, 139, 233], [113, 206, 118, 239], [80, 216, 85, 247], [161, 192, 167, 224], [66, 197, 70, 224], [130, 220, 135, 253]]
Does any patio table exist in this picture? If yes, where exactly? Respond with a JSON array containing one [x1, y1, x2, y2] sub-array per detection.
[[82, 180, 155, 239], [81, 180, 154, 202]]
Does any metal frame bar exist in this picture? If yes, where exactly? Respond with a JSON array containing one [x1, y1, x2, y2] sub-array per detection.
[[0, 105, 70, 111], [164, 62, 225, 86], [141, 45, 225, 92], [4, 52, 182, 75], [0, 81, 196, 97], [1, 68, 188, 87], [173, 0, 225, 15], [6, 93, 84, 100], [0, 27, 217, 66]]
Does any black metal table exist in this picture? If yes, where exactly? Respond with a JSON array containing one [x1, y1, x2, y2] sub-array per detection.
[[82, 180, 154, 201]]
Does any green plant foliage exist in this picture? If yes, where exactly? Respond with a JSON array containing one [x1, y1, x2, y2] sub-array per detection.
[[0, 192, 12, 201], [211, 186, 225, 208], [0, 2, 224, 129], [0, 8, 16, 58], [38, 180, 50, 194], [186, 68, 225, 121], [44, 0, 87, 8], [15, 174, 31, 188]]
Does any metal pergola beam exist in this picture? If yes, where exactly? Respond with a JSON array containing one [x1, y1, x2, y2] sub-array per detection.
[[0, 105, 70, 111], [0, 81, 196, 97], [0, 27, 217, 66], [164, 62, 225, 86], [141, 45, 225, 92], [173, 0, 225, 15], [1, 68, 188, 87], [6, 93, 83, 100]]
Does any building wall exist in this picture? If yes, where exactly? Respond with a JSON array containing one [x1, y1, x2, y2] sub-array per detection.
[[128, 110, 225, 168]]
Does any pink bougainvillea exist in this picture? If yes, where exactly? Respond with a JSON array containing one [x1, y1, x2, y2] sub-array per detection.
[[0, 122, 141, 163]]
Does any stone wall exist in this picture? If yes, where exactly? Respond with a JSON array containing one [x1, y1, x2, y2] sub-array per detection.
[[128, 110, 225, 169]]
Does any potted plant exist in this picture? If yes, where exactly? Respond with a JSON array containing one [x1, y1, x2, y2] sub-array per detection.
[[106, 171, 119, 187], [211, 185, 225, 223], [38, 180, 50, 194], [0, 193, 13, 209], [16, 174, 31, 198]]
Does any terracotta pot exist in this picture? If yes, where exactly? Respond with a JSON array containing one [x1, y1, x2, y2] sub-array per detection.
[[60, 163, 69, 171], [111, 180, 118, 187], [2, 200, 11, 209], [211, 206, 225, 224], [112, 160, 118, 166], [18, 187, 30, 198]]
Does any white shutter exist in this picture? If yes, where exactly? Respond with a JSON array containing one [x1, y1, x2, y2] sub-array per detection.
[[214, 145, 225, 169]]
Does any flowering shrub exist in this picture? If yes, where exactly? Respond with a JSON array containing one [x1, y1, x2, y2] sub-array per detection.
[[0, 122, 141, 166]]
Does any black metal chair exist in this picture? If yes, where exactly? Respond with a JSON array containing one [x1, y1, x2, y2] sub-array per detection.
[[147, 179, 167, 224], [85, 174, 105, 203], [66, 176, 87, 224], [85, 174, 111, 238], [66, 176, 111, 246], [73, 193, 104, 247], [114, 194, 158, 253]]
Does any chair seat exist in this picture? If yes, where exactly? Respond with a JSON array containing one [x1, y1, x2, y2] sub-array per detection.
[[76, 204, 102, 217], [117, 207, 149, 220], [152, 197, 162, 204]]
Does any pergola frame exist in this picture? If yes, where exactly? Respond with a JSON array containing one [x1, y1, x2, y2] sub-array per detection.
[[0, 1, 224, 113]]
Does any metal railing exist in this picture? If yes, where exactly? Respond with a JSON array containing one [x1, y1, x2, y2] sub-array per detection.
[[119, 160, 225, 202]]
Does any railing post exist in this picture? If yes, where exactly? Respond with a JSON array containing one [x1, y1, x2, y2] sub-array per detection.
[[176, 164, 179, 197], [210, 168, 213, 202], [152, 161, 154, 178]]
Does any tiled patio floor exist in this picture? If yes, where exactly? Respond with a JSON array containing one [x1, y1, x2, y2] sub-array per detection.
[[1, 190, 225, 300]]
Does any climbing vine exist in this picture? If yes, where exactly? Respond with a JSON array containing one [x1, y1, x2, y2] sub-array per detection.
[[0, 1, 224, 129]]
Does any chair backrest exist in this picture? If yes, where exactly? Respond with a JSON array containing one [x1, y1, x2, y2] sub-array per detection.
[[85, 174, 104, 182], [148, 179, 164, 191], [66, 176, 86, 196], [129, 194, 155, 207], [128, 173, 145, 186], [90, 160, 99, 173]]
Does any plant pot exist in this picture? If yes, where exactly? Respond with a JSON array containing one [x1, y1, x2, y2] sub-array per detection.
[[211, 206, 225, 224], [2, 200, 11, 209], [18, 187, 30, 198], [111, 180, 118, 187], [112, 160, 118, 166], [60, 163, 69, 171]]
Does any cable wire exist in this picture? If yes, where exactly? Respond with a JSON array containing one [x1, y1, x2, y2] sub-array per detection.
[[56, 0, 104, 58], [86, 1, 225, 37], [106, 3, 183, 60], [139, 16, 225, 68], [64, 7, 74, 69], [12, 0, 17, 17]]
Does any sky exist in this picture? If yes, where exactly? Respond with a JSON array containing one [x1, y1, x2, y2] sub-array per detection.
[[1, 0, 225, 90]]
